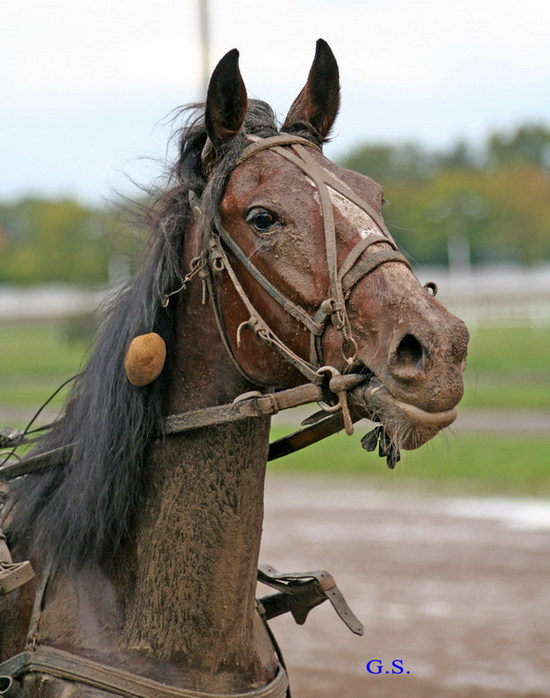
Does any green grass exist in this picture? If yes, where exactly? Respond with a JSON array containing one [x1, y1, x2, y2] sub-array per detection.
[[462, 325, 550, 409], [466, 325, 550, 372], [0, 321, 88, 407], [1, 321, 549, 496], [462, 376, 550, 409], [1, 323, 548, 409], [268, 427, 550, 496]]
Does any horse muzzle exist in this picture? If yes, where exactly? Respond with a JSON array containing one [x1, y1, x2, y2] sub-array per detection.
[[351, 377, 459, 450]]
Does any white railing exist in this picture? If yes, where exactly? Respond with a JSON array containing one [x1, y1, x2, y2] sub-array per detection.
[[416, 264, 550, 329], [1, 264, 550, 328]]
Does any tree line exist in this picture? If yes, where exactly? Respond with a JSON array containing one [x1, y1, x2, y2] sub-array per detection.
[[0, 199, 142, 286], [341, 123, 550, 267], [1, 123, 549, 285]]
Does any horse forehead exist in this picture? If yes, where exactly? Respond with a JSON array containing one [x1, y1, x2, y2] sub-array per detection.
[[224, 149, 318, 203], [323, 158, 384, 203], [225, 148, 382, 206]]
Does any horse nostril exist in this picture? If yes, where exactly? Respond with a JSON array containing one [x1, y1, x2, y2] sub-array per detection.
[[393, 334, 425, 373]]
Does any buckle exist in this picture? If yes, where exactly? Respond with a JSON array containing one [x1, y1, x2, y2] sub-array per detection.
[[316, 366, 355, 435], [0, 531, 36, 595]]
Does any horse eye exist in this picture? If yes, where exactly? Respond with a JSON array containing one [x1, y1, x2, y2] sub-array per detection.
[[246, 208, 280, 233]]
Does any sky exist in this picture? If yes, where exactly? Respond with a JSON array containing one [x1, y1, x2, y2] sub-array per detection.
[[2, 0, 549, 204]]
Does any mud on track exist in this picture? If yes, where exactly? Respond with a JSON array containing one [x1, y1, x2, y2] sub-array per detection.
[[259, 475, 550, 698]]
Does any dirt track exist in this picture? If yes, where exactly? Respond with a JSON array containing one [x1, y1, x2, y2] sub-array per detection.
[[259, 474, 550, 697], [2, 407, 549, 696]]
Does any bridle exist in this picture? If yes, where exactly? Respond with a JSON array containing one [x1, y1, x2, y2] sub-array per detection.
[[201, 134, 411, 389]]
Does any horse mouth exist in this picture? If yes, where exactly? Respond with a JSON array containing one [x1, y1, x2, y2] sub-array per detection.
[[349, 374, 458, 451]]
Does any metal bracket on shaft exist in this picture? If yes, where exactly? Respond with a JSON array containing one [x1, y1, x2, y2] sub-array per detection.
[[257, 564, 364, 636]]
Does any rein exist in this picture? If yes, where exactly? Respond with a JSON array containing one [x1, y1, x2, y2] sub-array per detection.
[[0, 372, 367, 483]]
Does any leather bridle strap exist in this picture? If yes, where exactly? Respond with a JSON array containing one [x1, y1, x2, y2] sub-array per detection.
[[0, 374, 366, 483], [0, 136, 411, 483], [209, 238, 322, 385]]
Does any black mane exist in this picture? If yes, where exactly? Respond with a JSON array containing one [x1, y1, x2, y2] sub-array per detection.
[[8, 100, 308, 569]]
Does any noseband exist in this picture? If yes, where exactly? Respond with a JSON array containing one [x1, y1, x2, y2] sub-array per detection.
[[203, 134, 411, 386]]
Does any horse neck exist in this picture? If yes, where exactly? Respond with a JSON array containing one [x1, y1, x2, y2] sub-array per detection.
[[120, 272, 276, 688]]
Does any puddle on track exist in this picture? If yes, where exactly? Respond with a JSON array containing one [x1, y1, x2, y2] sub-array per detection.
[[260, 474, 550, 697]]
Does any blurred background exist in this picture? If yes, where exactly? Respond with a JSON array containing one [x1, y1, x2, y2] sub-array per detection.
[[1, 1, 549, 695]]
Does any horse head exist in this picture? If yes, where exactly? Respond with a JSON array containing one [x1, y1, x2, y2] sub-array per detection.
[[1, 40, 471, 696], [195, 40, 469, 455]]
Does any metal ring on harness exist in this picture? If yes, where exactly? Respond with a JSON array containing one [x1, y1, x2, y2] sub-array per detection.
[[0, 675, 24, 698]]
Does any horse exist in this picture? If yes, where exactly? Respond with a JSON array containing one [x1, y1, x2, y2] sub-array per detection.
[[0, 40, 468, 697]]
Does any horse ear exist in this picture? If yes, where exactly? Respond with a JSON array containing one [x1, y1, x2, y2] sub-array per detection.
[[283, 39, 340, 142], [204, 48, 248, 150]]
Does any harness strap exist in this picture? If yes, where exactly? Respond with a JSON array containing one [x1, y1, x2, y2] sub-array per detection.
[[204, 269, 259, 385], [164, 378, 348, 433], [212, 226, 324, 337], [0, 374, 366, 483], [342, 248, 411, 295], [0, 521, 35, 596], [268, 410, 347, 461], [337, 230, 398, 280], [0, 647, 288, 698], [235, 134, 320, 163], [209, 239, 322, 384], [257, 564, 364, 636], [277, 144, 391, 237]]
